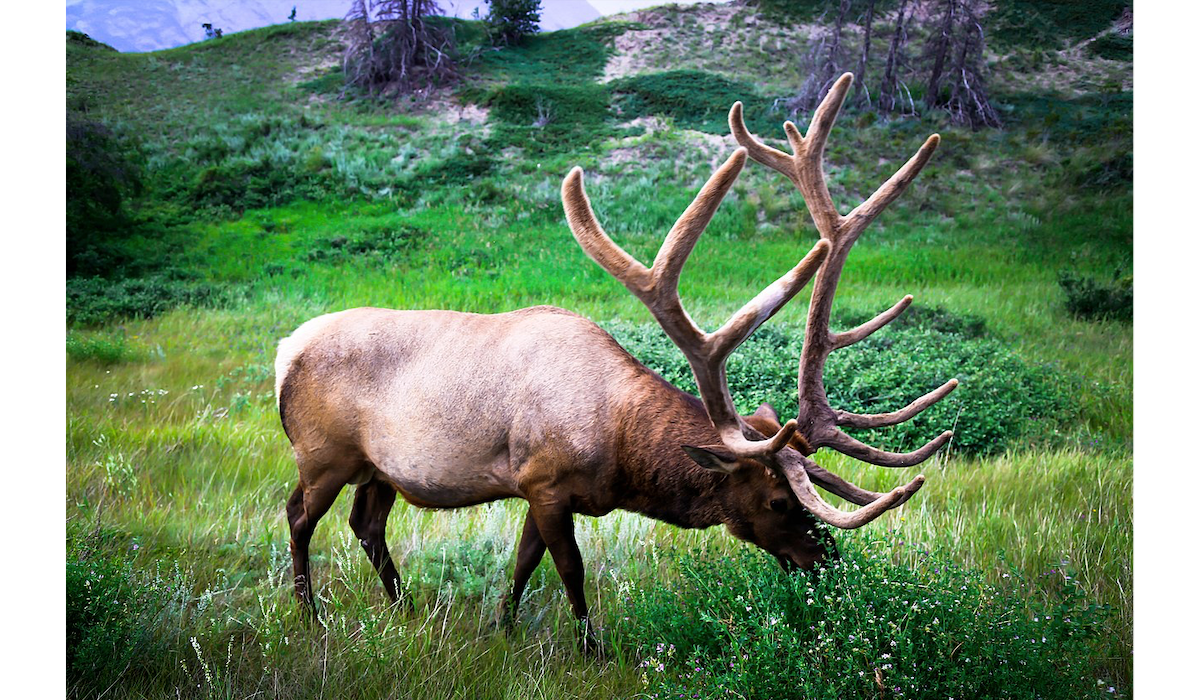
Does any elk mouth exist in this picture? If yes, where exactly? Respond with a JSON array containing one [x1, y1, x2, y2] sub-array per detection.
[[773, 536, 840, 573]]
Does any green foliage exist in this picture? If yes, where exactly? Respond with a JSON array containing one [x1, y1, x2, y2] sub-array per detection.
[[303, 222, 429, 264], [1058, 270, 1132, 322], [473, 23, 627, 84], [621, 540, 1119, 699], [67, 275, 226, 327], [67, 115, 145, 277], [605, 308, 1075, 456], [66, 30, 115, 51], [990, 0, 1128, 48], [67, 332, 145, 365], [1000, 91, 1131, 149], [610, 70, 780, 135], [1087, 32, 1133, 61], [67, 527, 186, 696], [486, 0, 542, 46], [486, 83, 619, 153], [744, 0, 876, 23]]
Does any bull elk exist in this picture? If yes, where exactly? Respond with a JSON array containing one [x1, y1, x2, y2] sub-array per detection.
[[275, 73, 956, 648]]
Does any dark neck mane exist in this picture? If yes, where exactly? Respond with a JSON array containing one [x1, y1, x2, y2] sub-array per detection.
[[613, 370, 733, 530]]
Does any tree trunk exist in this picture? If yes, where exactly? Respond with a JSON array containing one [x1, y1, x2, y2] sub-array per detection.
[[924, 0, 957, 109], [879, 0, 910, 114], [854, 0, 877, 107]]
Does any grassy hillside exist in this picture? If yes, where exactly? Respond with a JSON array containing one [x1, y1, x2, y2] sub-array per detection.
[[66, 3, 1132, 697]]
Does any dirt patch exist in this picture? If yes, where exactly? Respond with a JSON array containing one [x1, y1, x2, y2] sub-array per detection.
[[600, 4, 821, 96], [289, 22, 347, 85], [600, 118, 739, 172]]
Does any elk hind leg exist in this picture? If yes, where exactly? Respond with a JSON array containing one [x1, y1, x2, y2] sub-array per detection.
[[496, 507, 546, 629], [286, 471, 344, 615], [348, 476, 406, 606]]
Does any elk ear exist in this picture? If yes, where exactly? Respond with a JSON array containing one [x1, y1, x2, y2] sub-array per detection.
[[751, 402, 781, 426], [682, 445, 741, 474]]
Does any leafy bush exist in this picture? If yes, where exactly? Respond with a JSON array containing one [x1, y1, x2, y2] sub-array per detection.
[[66, 332, 144, 365], [302, 222, 429, 264], [604, 307, 1075, 456], [486, 0, 541, 46], [1087, 32, 1133, 61], [473, 23, 627, 85], [67, 275, 226, 327], [66, 29, 115, 51], [1058, 270, 1132, 322], [744, 0, 871, 22], [67, 529, 186, 696], [620, 540, 1120, 699], [611, 70, 780, 135], [991, 0, 1128, 48], [486, 82, 620, 153], [67, 115, 145, 277]]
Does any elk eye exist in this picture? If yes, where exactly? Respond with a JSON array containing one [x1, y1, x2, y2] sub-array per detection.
[[769, 498, 789, 513]]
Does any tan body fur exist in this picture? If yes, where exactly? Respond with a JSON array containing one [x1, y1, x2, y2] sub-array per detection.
[[280, 305, 694, 515]]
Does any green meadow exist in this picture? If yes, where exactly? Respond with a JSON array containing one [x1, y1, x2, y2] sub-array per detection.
[[67, 4, 1132, 697]]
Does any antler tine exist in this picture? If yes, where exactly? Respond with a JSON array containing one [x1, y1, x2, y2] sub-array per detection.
[[563, 150, 826, 460], [803, 460, 919, 507], [562, 167, 652, 293], [835, 379, 959, 430], [729, 101, 796, 180], [825, 429, 954, 468], [707, 239, 830, 359], [832, 294, 913, 349], [803, 73, 854, 171], [652, 149, 748, 299], [784, 457, 926, 530], [843, 133, 941, 242]]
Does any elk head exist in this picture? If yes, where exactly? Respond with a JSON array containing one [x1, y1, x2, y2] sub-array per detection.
[[562, 73, 957, 568]]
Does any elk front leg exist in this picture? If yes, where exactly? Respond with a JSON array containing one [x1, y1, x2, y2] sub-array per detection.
[[348, 476, 405, 606], [496, 507, 547, 628], [527, 503, 601, 654]]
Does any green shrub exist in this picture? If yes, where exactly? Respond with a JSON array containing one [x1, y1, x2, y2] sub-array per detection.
[[1058, 270, 1132, 322], [66, 29, 116, 51], [1087, 32, 1133, 61], [620, 540, 1120, 699], [487, 83, 612, 128], [611, 70, 779, 135], [604, 308, 1075, 456], [991, 0, 1128, 48], [67, 115, 145, 277], [66, 332, 144, 365], [486, 82, 619, 153], [486, 0, 542, 46], [1063, 150, 1132, 190], [67, 275, 226, 327], [406, 150, 497, 189], [473, 23, 627, 85], [67, 529, 187, 696], [302, 222, 429, 264]]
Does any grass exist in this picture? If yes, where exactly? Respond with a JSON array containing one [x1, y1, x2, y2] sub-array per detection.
[[66, 6, 1132, 698]]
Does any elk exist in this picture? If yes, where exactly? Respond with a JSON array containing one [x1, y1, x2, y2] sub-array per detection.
[[275, 73, 956, 649]]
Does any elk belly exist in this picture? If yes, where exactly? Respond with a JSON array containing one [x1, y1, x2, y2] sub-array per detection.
[[369, 442, 518, 509]]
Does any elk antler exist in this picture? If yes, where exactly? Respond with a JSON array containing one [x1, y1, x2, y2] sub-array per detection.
[[562, 149, 830, 459], [731, 72, 958, 525]]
